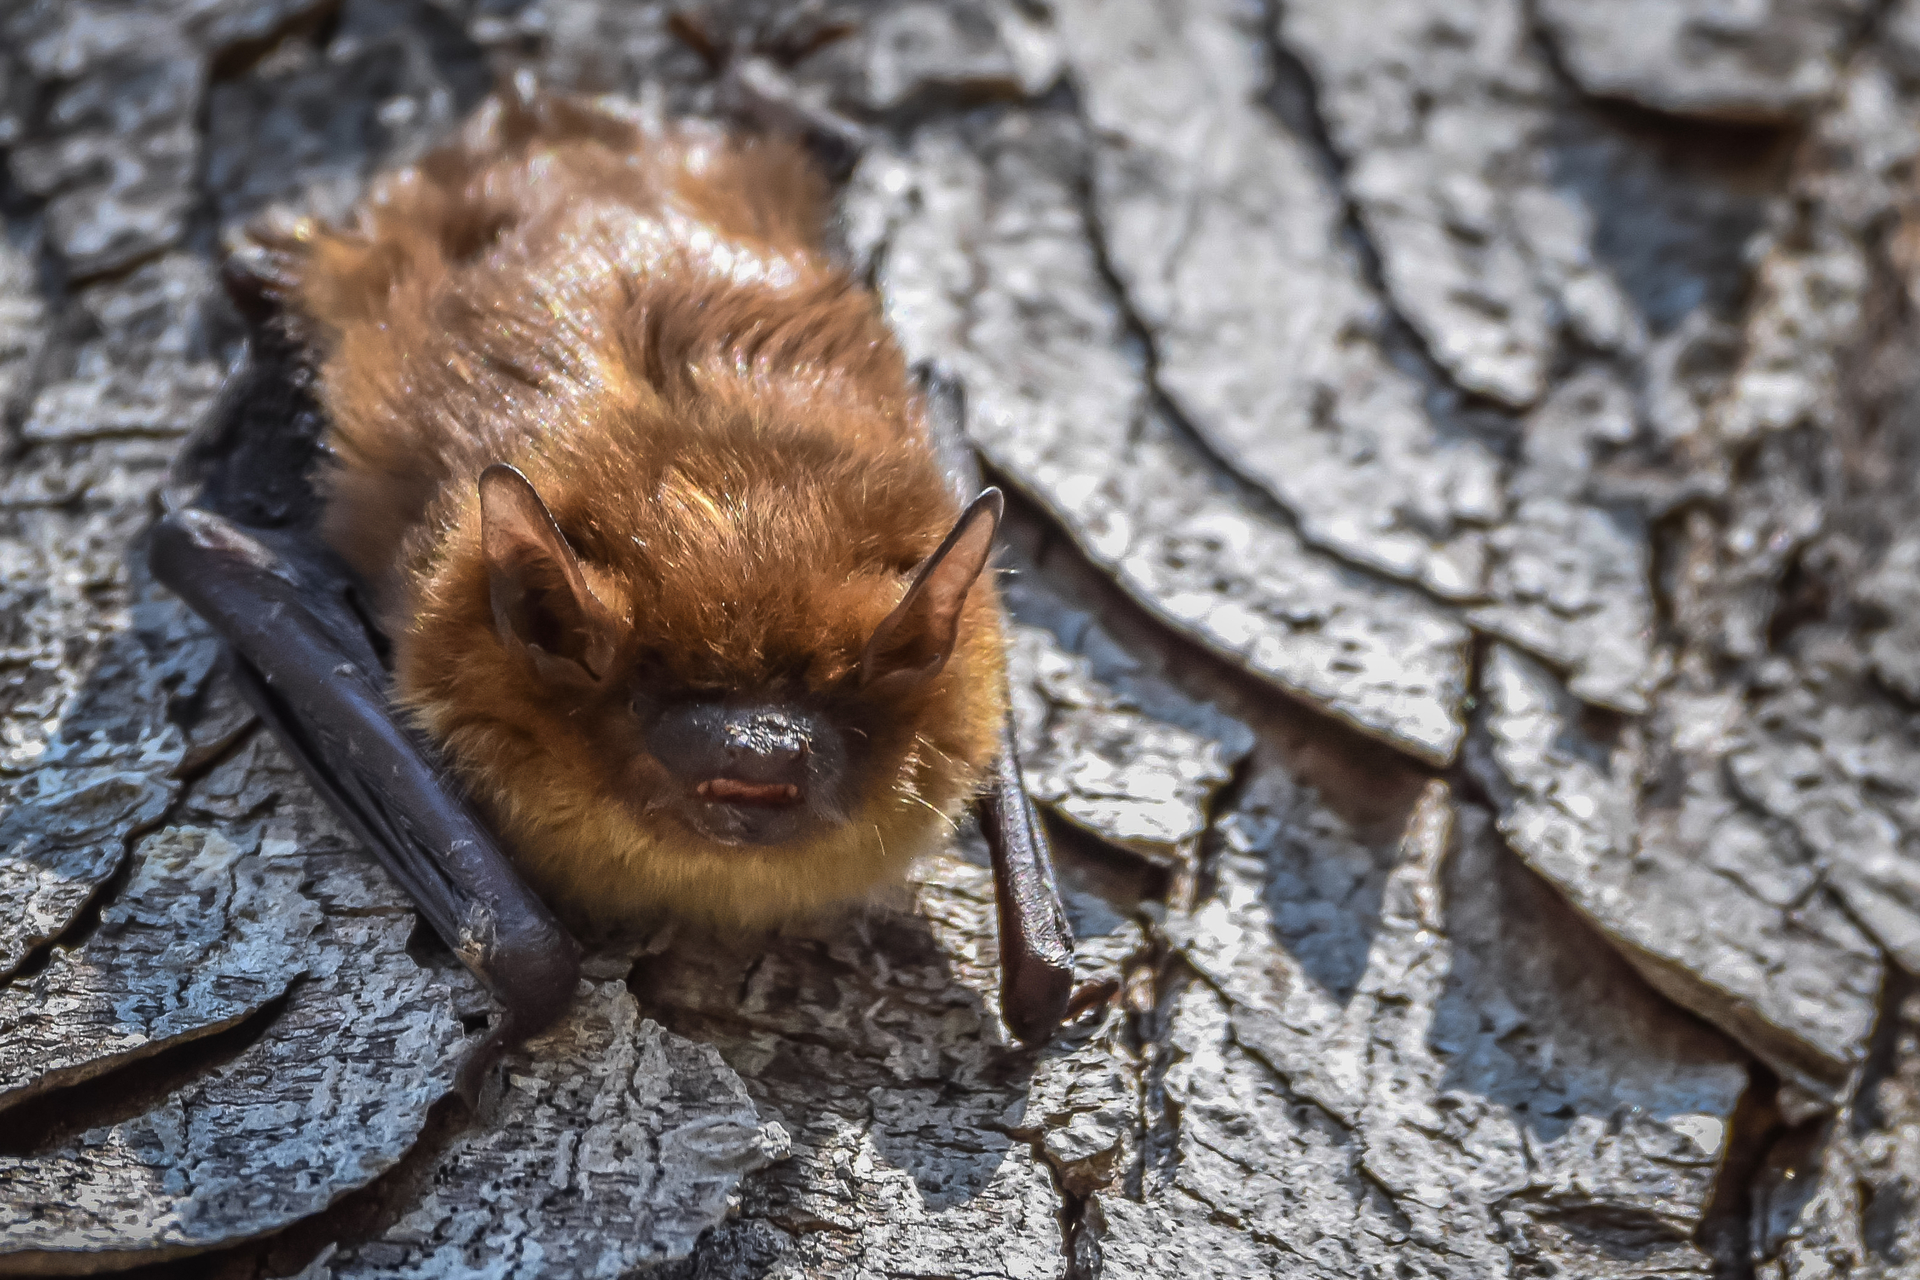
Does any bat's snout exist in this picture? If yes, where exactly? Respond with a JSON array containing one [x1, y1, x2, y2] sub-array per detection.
[[649, 700, 846, 845]]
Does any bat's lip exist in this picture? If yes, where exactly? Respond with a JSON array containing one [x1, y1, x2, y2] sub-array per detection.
[[695, 777, 802, 807]]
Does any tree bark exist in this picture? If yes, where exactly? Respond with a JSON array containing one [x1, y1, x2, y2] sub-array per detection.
[[4, 0, 1920, 1275]]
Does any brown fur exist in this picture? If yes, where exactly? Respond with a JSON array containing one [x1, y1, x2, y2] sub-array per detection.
[[252, 92, 1007, 930]]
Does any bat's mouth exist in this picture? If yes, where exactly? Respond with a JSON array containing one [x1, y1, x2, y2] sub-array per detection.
[[696, 777, 801, 807]]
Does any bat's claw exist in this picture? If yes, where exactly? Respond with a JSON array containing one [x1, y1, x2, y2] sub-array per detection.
[[720, 56, 868, 179], [669, 6, 870, 179], [451, 991, 573, 1110], [221, 206, 320, 326], [453, 1029, 505, 1111], [1063, 976, 1122, 1023], [668, 7, 857, 73]]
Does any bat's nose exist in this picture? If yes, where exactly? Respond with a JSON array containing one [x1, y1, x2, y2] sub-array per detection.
[[649, 697, 852, 845], [719, 711, 811, 783], [649, 701, 815, 797]]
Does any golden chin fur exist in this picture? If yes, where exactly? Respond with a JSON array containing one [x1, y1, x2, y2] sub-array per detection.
[[259, 90, 1008, 930], [410, 642, 964, 932]]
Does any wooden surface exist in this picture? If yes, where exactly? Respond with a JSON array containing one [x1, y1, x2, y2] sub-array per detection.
[[4, 0, 1920, 1274]]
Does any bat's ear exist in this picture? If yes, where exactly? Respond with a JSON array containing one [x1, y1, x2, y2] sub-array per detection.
[[860, 488, 1002, 696], [479, 464, 618, 687]]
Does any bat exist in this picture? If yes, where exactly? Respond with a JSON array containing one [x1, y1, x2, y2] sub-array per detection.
[[151, 86, 1075, 1068]]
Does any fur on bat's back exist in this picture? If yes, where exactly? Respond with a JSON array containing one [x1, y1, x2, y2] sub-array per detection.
[[278, 93, 922, 623], [256, 91, 1006, 929]]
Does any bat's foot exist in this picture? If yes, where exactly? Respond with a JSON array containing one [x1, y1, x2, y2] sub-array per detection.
[[668, 7, 857, 74], [984, 770, 1076, 1048], [449, 1002, 549, 1110], [669, 7, 869, 179], [222, 206, 315, 327], [452, 1026, 508, 1110], [1063, 976, 1121, 1023]]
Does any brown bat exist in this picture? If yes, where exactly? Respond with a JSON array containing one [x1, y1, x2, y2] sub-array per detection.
[[152, 88, 1074, 1054]]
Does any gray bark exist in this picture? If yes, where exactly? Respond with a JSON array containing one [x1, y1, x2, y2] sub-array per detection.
[[854, 108, 1477, 765], [5, 0, 1920, 1276]]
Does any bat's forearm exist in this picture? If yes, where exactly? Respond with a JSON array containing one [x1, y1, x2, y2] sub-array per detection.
[[150, 508, 581, 1059]]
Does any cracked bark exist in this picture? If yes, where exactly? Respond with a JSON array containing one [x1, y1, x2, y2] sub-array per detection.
[[1056, 0, 1506, 602], [1007, 623, 1249, 909], [1104, 786, 1747, 1277], [1749, 972, 1920, 1277], [1537, 0, 1871, 123], [1469, 642, 1882, 1107], [320, 981, 788, 1280], [0, 822, 316, 1113], [4, 0, 1920, 1275], [847, 108, 1476, 766]]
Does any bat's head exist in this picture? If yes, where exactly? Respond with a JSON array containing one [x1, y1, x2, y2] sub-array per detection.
[[398, 451, 1008, 929]]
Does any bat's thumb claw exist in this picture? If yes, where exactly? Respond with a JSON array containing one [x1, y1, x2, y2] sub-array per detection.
[[451, 1018, 520, 1112], [452, 1050, 495, 1112]]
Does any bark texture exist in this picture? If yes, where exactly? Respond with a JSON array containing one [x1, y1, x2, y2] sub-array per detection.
[[5, 0, 1920, 1276]]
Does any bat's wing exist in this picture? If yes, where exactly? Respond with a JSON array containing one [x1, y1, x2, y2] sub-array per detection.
[[917, 365, 1076, 1047], [152, 314, 579, 1080]]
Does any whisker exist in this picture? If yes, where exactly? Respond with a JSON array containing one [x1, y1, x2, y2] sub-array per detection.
[[901, 787, 958, 834]]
